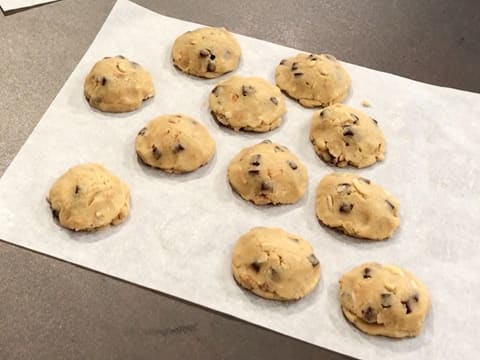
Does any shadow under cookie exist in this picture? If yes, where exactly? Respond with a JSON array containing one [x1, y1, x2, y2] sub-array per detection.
[[136, 153, 217, 183], [47, 203, 129, 243]]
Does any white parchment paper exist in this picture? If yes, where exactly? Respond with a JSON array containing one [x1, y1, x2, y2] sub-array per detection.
[[1, 1, 479, 358], [0, 0, 58, 12]]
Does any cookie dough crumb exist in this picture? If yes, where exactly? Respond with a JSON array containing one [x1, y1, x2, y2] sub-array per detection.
[[362, 100, 371, 107]]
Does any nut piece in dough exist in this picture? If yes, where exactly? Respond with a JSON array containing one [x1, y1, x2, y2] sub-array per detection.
[[275, 53, 351, 108], [310, 104, 385, 168], [228, 140, 308, 205], [84, 55, 155, 113], [136, 114, 216, 173], [339, 262, 430, 338], [171, 27, 241, 78], [232, 227, 321, 300], [315, 173, 400, 240], [47, 163, 130, 231], [209, 76, 286, 132]]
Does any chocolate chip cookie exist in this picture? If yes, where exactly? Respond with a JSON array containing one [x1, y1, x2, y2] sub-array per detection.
[[315, 173, 400, 240], [47, 163, 130, 231], [232, 227, 321, 300], [171, 27, 241, 78], [228, 140, 308, 205], [135, 114, 216, 173], [209, 76, 286, 132], [84, 55, 155, 113], [275, 53, 351, 108], [310, 104, 385, 168], [339, 262, 430, 338]]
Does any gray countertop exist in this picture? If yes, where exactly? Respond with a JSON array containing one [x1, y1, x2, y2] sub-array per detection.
[[0, 1, 478, 359]]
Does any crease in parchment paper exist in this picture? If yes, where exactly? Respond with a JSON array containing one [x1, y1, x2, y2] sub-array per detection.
[[0, 1, 479, 359]]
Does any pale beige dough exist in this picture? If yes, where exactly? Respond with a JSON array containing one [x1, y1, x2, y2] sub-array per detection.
[[209, 76, 286, 132], [84, 55, 155, 113], [310, 104, 385, 168], [232, 227, 321, 300], [47, 163, 130, 231], [315, 173, 400, 240], [135, 114, 216, 173], [227, 140, 308, 205], [339, 262, 430, 338], [275, 53, 351, 108], [171, 27, 241, 78]]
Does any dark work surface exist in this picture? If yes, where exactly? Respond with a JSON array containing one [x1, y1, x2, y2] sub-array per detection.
[[0, 0, 479, 359]]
